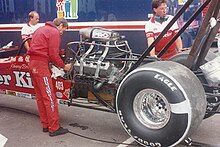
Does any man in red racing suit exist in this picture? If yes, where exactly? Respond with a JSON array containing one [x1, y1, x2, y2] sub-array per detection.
[[145, 0, 183, 60], [27, 18, 71, 136]]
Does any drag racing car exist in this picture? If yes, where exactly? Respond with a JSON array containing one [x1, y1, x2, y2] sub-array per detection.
[[0, 0, 220, 146]]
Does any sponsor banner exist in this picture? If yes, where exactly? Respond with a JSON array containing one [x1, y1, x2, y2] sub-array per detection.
[[6, 90, 16, 96], [16, 92, 33, 99], [0, 55, 71, 100], [0, 56, 35, 94], [53, 78, 71, 100]]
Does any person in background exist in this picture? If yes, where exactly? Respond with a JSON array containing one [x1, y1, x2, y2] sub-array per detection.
[[145, 0, 183, 60], [28, 18, 72, 137], [21, 11, 40, 51]]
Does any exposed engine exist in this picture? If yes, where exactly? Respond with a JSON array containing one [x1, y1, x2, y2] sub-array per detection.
[[62, 28, 136, 105], [67, 28, 134, 84]]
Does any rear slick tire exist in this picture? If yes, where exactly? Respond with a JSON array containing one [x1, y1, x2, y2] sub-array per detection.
[[169, 50, 219, 119], [116, 61, 206, 147]]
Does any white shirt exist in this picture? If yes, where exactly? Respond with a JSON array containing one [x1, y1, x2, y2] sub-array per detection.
[[145, 15, 179, 38], [145, 15, 180, 60], [21, 23, 41, 40]]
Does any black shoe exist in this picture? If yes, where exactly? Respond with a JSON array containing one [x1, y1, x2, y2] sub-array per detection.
[[43, 128, 49, 133], [49, 127, 69, 137]]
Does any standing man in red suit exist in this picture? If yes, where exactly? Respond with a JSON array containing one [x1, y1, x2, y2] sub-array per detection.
[[28, 17, 72, 136]]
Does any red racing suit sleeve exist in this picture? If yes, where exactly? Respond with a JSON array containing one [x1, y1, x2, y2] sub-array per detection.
[[48, 31, 65, 68]]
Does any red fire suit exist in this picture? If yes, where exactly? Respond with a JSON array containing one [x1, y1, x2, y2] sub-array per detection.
[[145, 15, 179, 60], [27, 22, 65, 132]]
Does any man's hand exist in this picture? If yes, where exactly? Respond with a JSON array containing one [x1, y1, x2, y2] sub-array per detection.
[[63, 63, 72, 71]]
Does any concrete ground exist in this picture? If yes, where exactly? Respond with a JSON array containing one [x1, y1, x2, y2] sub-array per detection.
[[0, 94, 220, 147]]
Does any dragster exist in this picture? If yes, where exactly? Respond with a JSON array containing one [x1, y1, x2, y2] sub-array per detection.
[[0, 0, 220, 146]]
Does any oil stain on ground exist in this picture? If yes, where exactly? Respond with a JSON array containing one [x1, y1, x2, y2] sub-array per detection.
[[69, 123, 89, 130]]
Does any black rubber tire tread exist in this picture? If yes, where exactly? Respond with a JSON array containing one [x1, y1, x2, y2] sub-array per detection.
[[116, 61, 206, 147]]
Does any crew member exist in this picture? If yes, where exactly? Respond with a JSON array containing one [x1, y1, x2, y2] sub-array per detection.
[[28, 18, 72, 136], [21, 11, 40, 50], [145, 0, 183, 60]]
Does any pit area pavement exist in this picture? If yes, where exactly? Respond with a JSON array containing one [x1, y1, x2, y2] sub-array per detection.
[[0, 94, 220, 147]]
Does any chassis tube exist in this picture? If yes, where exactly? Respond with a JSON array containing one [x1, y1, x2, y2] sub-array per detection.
[[186, 0, 219, 69]]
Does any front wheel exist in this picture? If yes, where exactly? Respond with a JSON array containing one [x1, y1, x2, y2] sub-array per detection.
[[116, 61, 206, 146]]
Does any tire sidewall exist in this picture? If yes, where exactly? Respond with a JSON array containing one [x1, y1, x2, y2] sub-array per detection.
[[116, 68, 191, 147]]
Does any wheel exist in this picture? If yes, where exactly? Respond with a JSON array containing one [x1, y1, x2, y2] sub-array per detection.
[[116, 61, 206, 147], [170, 50, 220, 119]]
